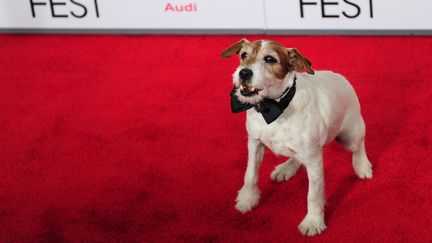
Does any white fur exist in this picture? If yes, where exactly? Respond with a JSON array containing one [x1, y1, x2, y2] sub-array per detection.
[[235, 70, 373, 236]]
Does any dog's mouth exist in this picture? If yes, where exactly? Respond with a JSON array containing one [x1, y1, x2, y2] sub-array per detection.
[[239, 84, 262, 97]]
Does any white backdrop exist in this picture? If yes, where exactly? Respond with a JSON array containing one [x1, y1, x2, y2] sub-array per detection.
[[0, 0, 431, 34], [266, 0, 432, 32]]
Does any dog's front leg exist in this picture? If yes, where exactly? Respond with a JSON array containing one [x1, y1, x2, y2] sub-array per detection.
[[297, 151, 327, 236], [235, 136, 265, 213]]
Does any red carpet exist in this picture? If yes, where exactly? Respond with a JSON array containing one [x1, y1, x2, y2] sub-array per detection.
[[0, 35, 431, 242]]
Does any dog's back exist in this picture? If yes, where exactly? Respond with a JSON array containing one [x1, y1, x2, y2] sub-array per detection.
[[293, 70, 362, 145], [297, 70, 360, 112]]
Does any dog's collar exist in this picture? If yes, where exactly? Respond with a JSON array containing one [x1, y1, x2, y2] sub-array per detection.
[[272, 76, 297, 110], [230, 76, 297, 124]]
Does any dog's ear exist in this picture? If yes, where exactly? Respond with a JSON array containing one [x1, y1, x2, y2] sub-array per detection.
[[287, 48, 315, 74], [221, 38, 250, 58]]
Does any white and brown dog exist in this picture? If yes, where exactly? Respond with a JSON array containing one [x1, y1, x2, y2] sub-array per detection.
[[222, 39, 373, 236]]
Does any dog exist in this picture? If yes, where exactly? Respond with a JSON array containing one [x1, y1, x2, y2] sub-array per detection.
[[221, 39, 373, 236]]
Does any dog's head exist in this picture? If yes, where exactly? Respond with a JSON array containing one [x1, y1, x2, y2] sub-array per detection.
[[221, 39, 314, 104]]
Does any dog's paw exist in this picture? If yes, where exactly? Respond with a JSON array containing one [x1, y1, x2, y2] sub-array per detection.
[[298, 214, 326, 237], [353, 160, 373, 179], [235, 187, 260, 213], [271, 159, 301, 182]]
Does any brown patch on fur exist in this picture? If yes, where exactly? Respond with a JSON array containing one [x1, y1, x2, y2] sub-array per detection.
[[241, 40, 263, 66], [263, 41, 290, 79], [221, 39, 314, 79], [238, 40, 289, 80], [288, 48, 315, 74], [221, 38, 249, 58]]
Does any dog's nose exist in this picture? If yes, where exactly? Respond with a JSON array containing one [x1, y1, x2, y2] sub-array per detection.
[[239, 68, 253, 81]]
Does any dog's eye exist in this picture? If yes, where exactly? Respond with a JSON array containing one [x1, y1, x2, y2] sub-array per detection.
[[264, 55, 277, 64], [240, 52, 248, 60]]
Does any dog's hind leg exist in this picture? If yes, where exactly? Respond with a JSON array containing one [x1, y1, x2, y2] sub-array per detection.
[[337, 113, 373, 179], [352, 139, 373, 179], [271, 158, 301, 182], [235, 137, 266, 213]]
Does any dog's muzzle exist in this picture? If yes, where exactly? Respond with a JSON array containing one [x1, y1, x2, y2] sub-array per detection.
[[238, 68, 261, 96]]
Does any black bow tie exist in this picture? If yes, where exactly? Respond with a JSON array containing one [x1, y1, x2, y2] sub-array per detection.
[[230, 78, 297, 124]]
